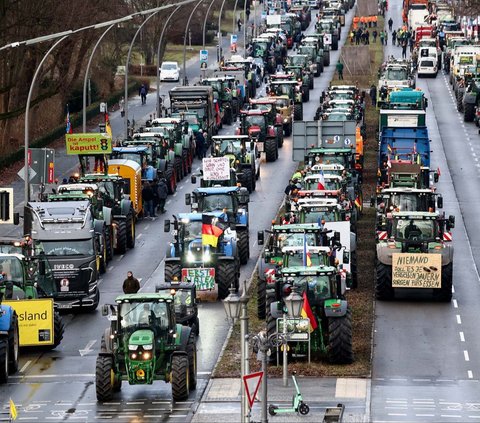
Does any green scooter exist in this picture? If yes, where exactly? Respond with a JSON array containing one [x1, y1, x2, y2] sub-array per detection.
[[268, 372, 310, 416]]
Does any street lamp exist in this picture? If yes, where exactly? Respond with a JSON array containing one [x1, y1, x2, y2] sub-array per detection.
[[232, 0, 240, 34], [222, 287, 241, 322], [203, 0, 218, 49], [285, 289, 304, 318], [182, 0, 205, 86], [217, 0, 227, 64]]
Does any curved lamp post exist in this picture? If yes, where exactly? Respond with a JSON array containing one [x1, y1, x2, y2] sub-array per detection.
[[202, 0, 218, 49], [183, 0, 205, 86], [232, 0, 240, 34], [217, 0, 227, 63]]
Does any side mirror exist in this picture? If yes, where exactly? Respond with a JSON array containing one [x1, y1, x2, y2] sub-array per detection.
[[191, 175, 197, 184], [185, 193, 191, 206], [437, 195, 443, 209], [257, 230, 264, 245], [334, 231, 341, 244], [434, 171, 439, 183], [13, 212, 19, 226], [270, 301, 283, 319], [102, 304, 109, 316], [448, 215, 455, 228], [343, 251, 350, 264], [164, 219, 171, 233]]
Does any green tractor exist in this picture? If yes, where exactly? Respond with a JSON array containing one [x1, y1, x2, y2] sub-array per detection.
[[268, 79, 304, 121], [96, 292, 197, 402], [297, 43, 323, 77], [375, 211, 455, 301], [201, 76, 238, 125], [268, 266, 353, 364], [463, 77, 480, 122]]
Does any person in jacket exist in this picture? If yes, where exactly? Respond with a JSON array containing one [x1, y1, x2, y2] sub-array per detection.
[[157, 178, 168, 213], [123, 271, 140, 294]]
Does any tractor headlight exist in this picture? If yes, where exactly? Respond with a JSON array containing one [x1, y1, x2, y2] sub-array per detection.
[[128, 344, 139, 351], [283, 118, 288, 123], [143, 352, 152, 360], [131, 353, 138, 359], [143, 344, 153, 350], [187, 250, 195, 262]]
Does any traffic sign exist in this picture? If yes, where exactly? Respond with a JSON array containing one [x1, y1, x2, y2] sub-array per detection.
[[200, 49, 208, 63], [17, 166, 37, 182], [243, 371, 263, 409], [200, 62, 208, 70], [231, 34, 238, 44]]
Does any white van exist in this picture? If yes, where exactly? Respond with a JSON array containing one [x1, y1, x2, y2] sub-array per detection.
[[417, 57, 438, 77]]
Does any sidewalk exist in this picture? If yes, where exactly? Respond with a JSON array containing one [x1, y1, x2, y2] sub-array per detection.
[[192, 377, 370, 422]]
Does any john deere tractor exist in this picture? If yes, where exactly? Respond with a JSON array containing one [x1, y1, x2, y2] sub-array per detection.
[[164, 213, 240, 300], [375, 211, 455, 301], [268, 266, 353, 364], [95, 292, 197, 402]]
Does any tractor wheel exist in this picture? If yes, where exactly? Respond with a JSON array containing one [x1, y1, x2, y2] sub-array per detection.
[[302, 88, 310, 102], [99, 232, 107, 274], [126, 212, 136, 249], [375, 262, 394, 300], [318, 61, 324, 74], [52, 311, 65, 348], [193, 316, 200, 336], [95, 355, 115, 402], [172, 354, 189, 401], [257, 278, 267, 320], [165, 262, 182, 282], [309, 76, 314, 90], [284, 121, 292, 136], [166, 166, 177, 195], [225, 108, 233, 125], [351, 251, 358, 289], [0, 338, 9, 383], [265, 138, 278, 163], [294, 104, 303, 120], [8, 313, 19, 374], [182, 148, 190, 175], [434, 262, 453, 302], [328, 307, 354, 364], [115, 221, 127, 255], [324, 53, 330, 67], [216, 261, 238, 300], [242, 168, 254, 193], [105, 226, 113, 262], [237, 229, 250, 265], [175, 157, 184, 182], [464, 103, 475, 122], [277, 130, 284, 148], [456, 90, 464, 112], [186, 331, 197, 390], [112, 375, 122, 393], [232, 98, 239, 117], [332, 36, 339, 51]]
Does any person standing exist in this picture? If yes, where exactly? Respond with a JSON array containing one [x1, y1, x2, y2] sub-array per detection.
[[372, 29, 378, 43], [237, 17, 242, 32], [336, 60, 344, 80], [156, 178, 168, 214], [401, 39, 408, 59], [388, 17, 393, 31], [195, 130, 206, 159], [392, 29, 397, 45], [380, 30, 385, 45], [370, 85, 377, 106], [142, 181, 155, 218], [139, 84, 147, 105], [123, 271, 140, 294]]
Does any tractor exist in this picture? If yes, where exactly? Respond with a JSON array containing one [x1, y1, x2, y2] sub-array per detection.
[[0, 293, 19, 383], [96, 292, 197, 402], [163, 213, 240, 300], [248, 98, 284, 148], [268, 79, 304, 121], [236, 109, 279, 162], [463, 77, 480, 122], [267, 266, 353, 364], [375, 211, 455, 301], [201, 76, 237, 125], [186, 186, 250, 265]]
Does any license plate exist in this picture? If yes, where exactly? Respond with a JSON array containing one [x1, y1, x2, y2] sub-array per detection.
[[56, 303, 72, 309], [257, 142, 264, 152], [182, 268, 215, 290]]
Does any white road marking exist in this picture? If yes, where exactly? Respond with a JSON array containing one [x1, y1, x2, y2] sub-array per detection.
[[453, 299, 458, 308], [388, 413, 407, 417], [468, 370, 474, 379], [440, 415, 462, 418], [136, 233, 143, 239], [456, 315, 462, 324], [10, 373, 95, 379], [173, 192, 177, 196], [167, 200, 171, 204], [464, 350, 470, 361], [19, 360, 32, 373], [126, 402, 144, 405], [144, 225, 150, 230], [179, 185, 184, 190], [79, 340, 97, 356], [119, 255, 125, 261], [108, 266, 114, 271], [460, 332, 465, 342]]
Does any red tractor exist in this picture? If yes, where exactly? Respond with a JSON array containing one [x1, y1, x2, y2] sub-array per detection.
[[248, 97, 285, 148]]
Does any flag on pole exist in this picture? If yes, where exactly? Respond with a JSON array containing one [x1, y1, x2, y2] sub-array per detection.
[[65, 109, 73, 134], [300, 291, 317, 332], [354, 196, 362, 208], [105, 112, 113, 138], [302, 232, 308, 266], [9, 398, 17, 420], [387, 144, 393, 154], [201, 214, 224, 247], [316, 169, 325, 190]]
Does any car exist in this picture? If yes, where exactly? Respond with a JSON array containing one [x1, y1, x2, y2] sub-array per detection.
[[160, 61, 180, 82], [417, 57, 438, 78]]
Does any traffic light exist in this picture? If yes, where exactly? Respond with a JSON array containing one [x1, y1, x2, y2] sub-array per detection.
[[0, 188, 19, 225]]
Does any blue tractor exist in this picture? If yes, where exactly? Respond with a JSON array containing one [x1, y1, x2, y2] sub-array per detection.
[[0, 292, 19, 383], [185, 186, 250, 264], [164, 213, 240, 300]]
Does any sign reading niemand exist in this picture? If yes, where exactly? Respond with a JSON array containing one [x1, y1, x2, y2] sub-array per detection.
[[66, 133, 112, 155], [392, 253, 442, 288]]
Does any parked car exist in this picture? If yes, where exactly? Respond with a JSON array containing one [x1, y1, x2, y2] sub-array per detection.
[[160, 61, 180, 82]]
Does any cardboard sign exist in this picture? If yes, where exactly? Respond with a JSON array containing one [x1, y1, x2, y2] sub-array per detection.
[[66, 133, 112, 155], [4, 299, 55, 346], [324, 33, 332, 45], [392, 253, 442, 288], [202, 157, 230, 181]]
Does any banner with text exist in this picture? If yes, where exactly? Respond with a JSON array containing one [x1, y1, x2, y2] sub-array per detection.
[[202, 157, 230, 181], [392, 253, 442, 288], [66, 133, 112, 155]]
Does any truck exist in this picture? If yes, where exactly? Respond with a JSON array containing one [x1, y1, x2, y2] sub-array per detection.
[[24, 200, 102, 311]]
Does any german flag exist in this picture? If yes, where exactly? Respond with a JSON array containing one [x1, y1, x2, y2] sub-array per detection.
[[300, 291, 318, 332], [354, 197, 362, 208], [202, 214, 224, 247]]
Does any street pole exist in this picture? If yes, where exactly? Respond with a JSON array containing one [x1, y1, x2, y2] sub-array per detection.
[[24, 33, 71, 203], [82, 23, 115, 133], [156, 4, 183, 117], [124, 11, 161, 139], [282, 312, 288, 387], [259, 331, 269, 423], [183, 0, 205, 86], [240, 280, 250, 423], [203, 0, 218, 49], [233, 0, 240, 34], [243, 0, 247, 58], [217, 0, 227, 64]]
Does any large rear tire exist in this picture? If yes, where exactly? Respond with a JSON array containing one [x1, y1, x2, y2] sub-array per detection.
[[165, 262, 182, 282], [105, 226, 113, 262], [99, 231, 107, 274], [115, 221, 127, 255], [464, 103, 475, 122], [265, 138, 278, 162], [175, 157, 184, 182], [186, 332, 197, 390], [328, 307, 353, 364], [8, 313, 19, 374], [237, 229, 250, 265], [434, 262, 453, 302], [375, 262, 394, 300], [52, 311, 65, 348], [257, 277, 267, 320], [166, 165, 176, 195], [95, 355, 115, 402], [217, 260, 238, 300], [351, 251, 358, 289], [294, 104, 303, 120], [0, 338, 9, 383], [126, 212, 136, 249], [242, 168, 254, 193], [172, 355, 189, 401], [284, 121, 292, 136]]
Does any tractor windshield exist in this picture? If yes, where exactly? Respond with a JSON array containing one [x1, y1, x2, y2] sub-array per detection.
[[274, 98, 289, 108], [0, 256, 24, 286], [291, 274, 331, 299], [37, 240, 95, 256], [302, 209, 338, 224], [393, 218, 437, 240], [275, 232, 316, 248], [385, 68, 408, 80], [218, 140, 242, 155], [200, 194, 234, 212], [182, 221, 203, 241], [304, 178, 341, 190], [120, 301, 169, 329], [173, 289, 194, 314], [385, 193, 429, 212], [271, 84, 292, 96], [245, 115, 266, 127], [284, 251, 327, 267]]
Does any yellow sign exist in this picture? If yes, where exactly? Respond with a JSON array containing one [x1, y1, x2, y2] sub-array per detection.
[[66, 133, 112, 155], [392, 253, 442, 289], [3, 299, 55, 346]]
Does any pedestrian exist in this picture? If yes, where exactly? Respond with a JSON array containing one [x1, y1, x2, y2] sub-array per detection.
[[388, 17, 393, 31], [372, 30, 378, 43], [369, 85, 377, 106], [336, 60, 344, 80], [379, 30, 385, 45], [237, 17, 242, 32], [156, 177, 168, 213], [392, 30, 397, 45], [202, 131, 209, 157], [409, 36, 415, 53], [284, 179, 297, 196], [151, 179, 159, 211], [142, 181, 156, 218], [401, 39, 408, 59], [139, 84, 147, 105], [384, 31, 388, 44], [195, 130, 205, 159], [119, 97, 125, 117], [123, 271, 140, 294], [365, 29, 370, 45], [355, 28, 362, 45]]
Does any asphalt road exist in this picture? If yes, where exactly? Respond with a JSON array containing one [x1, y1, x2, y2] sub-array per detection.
[[371, 1, 480, 421], [0, 7, 359, 422]]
